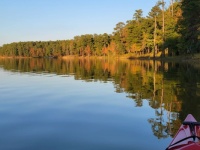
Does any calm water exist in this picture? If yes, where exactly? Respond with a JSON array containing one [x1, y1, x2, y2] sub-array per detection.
[[0, 58, 200, 150]]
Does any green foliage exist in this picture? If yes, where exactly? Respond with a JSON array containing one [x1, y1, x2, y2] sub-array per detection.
[[179, 0, 200, 53], [0, 0, 199, 57]]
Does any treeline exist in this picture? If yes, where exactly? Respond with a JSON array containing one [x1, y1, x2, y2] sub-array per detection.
[[0, 0, 199, 57]]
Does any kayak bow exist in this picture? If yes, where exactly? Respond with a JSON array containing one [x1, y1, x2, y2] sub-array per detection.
[[166, 114, 200, 150]]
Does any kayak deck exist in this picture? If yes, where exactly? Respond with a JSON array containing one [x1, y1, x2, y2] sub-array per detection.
[[166, 114, 200, 150]]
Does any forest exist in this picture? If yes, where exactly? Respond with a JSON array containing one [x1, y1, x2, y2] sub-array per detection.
[[0, 0, 199, 58]]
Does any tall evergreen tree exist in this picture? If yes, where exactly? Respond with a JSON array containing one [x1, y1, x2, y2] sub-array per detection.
[[180, 0, 200, 53]]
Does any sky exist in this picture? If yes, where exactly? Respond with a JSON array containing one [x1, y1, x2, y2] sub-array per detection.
[[0, 0, 161, 46]]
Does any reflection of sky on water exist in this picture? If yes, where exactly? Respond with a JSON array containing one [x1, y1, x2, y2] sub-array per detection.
[[0, 69, 172, 150]]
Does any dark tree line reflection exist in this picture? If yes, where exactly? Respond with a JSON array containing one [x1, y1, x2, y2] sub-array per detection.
[[1, 58, 200, 139]]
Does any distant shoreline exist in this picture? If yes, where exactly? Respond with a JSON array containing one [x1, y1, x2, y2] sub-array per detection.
[[1, 54, 200, 63]]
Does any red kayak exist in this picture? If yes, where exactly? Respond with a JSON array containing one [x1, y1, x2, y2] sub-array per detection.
[[166, 114, 200, 150]]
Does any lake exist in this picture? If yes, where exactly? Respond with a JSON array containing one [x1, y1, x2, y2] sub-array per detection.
[[0, 58, 200, 150]]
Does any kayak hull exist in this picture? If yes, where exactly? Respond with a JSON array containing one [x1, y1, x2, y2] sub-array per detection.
[[168, 142, 200, 150], [166, 114, 200, 150]]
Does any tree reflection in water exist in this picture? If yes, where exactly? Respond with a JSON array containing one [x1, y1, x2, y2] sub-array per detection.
[[1, 57, 200, 139]]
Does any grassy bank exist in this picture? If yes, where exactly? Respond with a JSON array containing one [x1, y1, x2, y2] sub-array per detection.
[[1, 53, 200, 63], [126, 52, 200, 62]]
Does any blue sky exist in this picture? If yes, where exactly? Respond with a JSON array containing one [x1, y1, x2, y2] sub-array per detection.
[[0, 0, 161, 46]]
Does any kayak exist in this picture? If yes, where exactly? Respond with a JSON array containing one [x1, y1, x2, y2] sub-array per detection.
[[166, 114, 200, 150]]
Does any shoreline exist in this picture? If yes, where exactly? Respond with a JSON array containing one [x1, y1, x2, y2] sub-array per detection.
[[1, 53, 200, 63]]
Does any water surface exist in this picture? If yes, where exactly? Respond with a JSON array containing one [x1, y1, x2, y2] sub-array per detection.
[[1, 58, 200, 150]]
